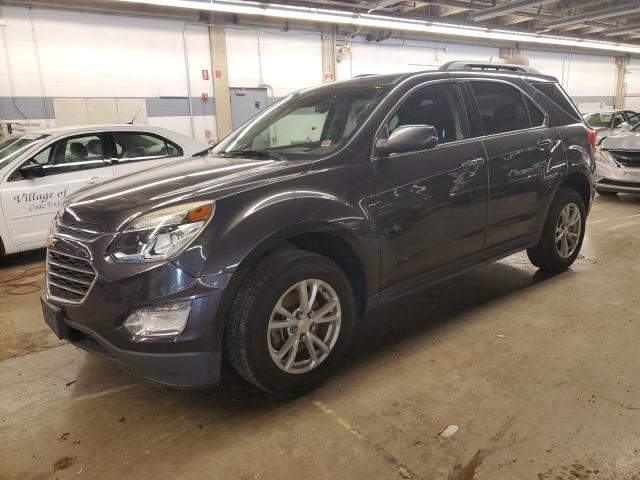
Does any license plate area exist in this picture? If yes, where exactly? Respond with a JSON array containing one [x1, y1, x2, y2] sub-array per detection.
[[41, 297, 68, 339]]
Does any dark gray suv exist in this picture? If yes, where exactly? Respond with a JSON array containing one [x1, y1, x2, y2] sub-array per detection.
[[42, 62, 595, 395]]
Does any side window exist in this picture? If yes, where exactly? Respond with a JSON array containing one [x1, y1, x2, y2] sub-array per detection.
[[526, 97, 546, 127], [612, 113, 625, 128], [471, 82, 531, 135], [386, 82, 469, 144], [112, 132, 183, 163], [10, 134, 106, 181]]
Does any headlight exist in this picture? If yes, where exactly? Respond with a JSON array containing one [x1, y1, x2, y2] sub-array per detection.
[[111, 201, 214, 263]]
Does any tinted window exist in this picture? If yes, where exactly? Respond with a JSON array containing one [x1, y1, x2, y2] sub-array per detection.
[[526, 97, 546, 127], [529, 82, 582, 122], [471, 82, 531, 135], [112, 132, 182, 163], [386, 82, 469, 144], [10, 134, 107, 181]]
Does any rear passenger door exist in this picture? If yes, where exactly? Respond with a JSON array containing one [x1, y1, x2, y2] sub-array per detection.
[[374, 81, 488, 291], [468, 80, 561, 248], [109, 131, 184, 176]]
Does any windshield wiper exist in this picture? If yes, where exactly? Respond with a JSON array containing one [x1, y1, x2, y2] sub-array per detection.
[[221, 149, 285, 160]]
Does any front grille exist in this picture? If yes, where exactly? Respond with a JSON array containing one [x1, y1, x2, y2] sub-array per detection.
[[47, 249, 97, 303], [55, 217, 105, 241], [609, 150, 640, 168]]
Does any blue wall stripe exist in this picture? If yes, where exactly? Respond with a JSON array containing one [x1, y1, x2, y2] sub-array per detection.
[[0, 97, 55, 120], [0, 96, 215, 120]]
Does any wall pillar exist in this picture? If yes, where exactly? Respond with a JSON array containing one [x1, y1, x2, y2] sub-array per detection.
[[615, 55, 628, 109], [321, 31, 336, 82], [209, 25, 233, 139]]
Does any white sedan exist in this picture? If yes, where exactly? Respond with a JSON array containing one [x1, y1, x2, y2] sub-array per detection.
[[0, 125, 209, 255]]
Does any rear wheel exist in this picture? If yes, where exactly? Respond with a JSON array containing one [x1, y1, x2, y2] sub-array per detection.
[[596, 188, 617, 197], [225, 249, 355, 396], [527, 187, 586, 273]]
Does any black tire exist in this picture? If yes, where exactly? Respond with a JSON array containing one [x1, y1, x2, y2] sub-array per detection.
[[224, 248, 356, 396], [527, 187, 586, 273], [596, 188, 617, 197]]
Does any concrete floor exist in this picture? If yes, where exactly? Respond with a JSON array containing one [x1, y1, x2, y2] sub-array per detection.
[[1, 195, 640, 480]]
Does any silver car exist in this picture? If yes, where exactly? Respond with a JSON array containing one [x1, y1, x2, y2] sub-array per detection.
[[595, 127, 640, 196], [583, 109, 639, 144]]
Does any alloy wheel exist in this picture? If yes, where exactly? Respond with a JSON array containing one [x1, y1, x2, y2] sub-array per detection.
[[555, 203, 582, 259], [267, 279, 342, 374]]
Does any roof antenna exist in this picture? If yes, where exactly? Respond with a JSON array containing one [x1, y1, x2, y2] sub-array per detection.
[[127, 107, 143, 125]]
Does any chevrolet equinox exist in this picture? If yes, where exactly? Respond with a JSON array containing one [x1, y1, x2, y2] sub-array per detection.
[[42, 62, 596, 395]]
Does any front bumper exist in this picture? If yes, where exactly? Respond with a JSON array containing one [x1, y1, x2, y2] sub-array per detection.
[[42, 236, 231, 388], [595, 150, 640, 193]]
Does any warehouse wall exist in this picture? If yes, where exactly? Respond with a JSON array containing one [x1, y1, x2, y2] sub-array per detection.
[[0, 3, 633, 142], [225, 27, 323, 98], [0, 5, 215, 142], [336, 36, 498, 78]]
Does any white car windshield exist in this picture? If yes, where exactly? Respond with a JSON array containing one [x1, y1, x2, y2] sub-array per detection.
[[0, 134, 50, 169]]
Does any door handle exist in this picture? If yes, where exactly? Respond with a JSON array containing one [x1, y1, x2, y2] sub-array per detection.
[[87, 176, 104, 185], [536, 138, 553, 148], [462, 157, 485, 173]]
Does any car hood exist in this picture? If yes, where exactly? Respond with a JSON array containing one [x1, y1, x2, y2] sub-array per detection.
[[64, 155, 308, 232], [600, 132, 640, 151]]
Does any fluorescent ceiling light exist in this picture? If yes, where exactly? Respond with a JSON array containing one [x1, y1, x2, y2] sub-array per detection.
[[113, 0, 640, 55]]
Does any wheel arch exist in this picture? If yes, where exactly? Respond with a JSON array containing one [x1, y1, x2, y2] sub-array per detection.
[[560, 171, 592, 211], [212, 222, 373, 351]]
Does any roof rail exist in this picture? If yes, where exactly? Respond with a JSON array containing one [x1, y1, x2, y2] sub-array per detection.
[[439, 61, 540, 74]]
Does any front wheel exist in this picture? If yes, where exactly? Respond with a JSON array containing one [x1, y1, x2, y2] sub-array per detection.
[[225, 249, 355, 396], [527, 187, 586, 273]]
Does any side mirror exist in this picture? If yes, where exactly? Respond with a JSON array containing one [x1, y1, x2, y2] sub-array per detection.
[[19, 160, 45, 179], [376, 125, 439, 156], [619, 122, 633, 132]]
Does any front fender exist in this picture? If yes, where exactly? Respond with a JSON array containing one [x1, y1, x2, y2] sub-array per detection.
[[173, 161, 378, 290]]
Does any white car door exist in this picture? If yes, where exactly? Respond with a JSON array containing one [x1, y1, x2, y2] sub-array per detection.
[[0, 133, 114, 249], [110, 131, 184, 176]]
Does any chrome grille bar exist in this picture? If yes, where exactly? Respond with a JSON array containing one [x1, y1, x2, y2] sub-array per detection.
[[46, 249, 97, 304]]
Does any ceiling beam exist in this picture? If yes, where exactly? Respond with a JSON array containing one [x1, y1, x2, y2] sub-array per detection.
[[603, 22, 640, 37], [467, 0, 559, 22], [542, 3, 640, 30]]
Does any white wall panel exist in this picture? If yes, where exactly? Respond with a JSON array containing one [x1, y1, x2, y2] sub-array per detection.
[[0, 6, 212, 98], [337, 37, 498, 80], [225, 28, 323, 98]]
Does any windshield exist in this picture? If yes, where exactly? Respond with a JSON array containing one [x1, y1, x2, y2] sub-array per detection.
[[212, 82, 391, 160], [584, 113, 613, 129], [628, 113, 640, 131], [0, 134, 50, 169]]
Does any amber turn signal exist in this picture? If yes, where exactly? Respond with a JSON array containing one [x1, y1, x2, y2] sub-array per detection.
[[187, 203, 213, 222]]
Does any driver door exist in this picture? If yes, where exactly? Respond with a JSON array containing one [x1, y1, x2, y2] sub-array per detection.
[[373, 81, 488, 292], [0, 133, 113, 248]]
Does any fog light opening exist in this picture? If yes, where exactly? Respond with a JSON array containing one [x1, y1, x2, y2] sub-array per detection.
[[124, 301, 192, 339]]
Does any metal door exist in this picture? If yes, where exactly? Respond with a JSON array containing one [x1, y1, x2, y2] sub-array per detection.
[[230, 88, 269, 130]]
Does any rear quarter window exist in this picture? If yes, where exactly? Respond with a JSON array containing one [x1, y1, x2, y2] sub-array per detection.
[[529, 82, 582, 122]]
